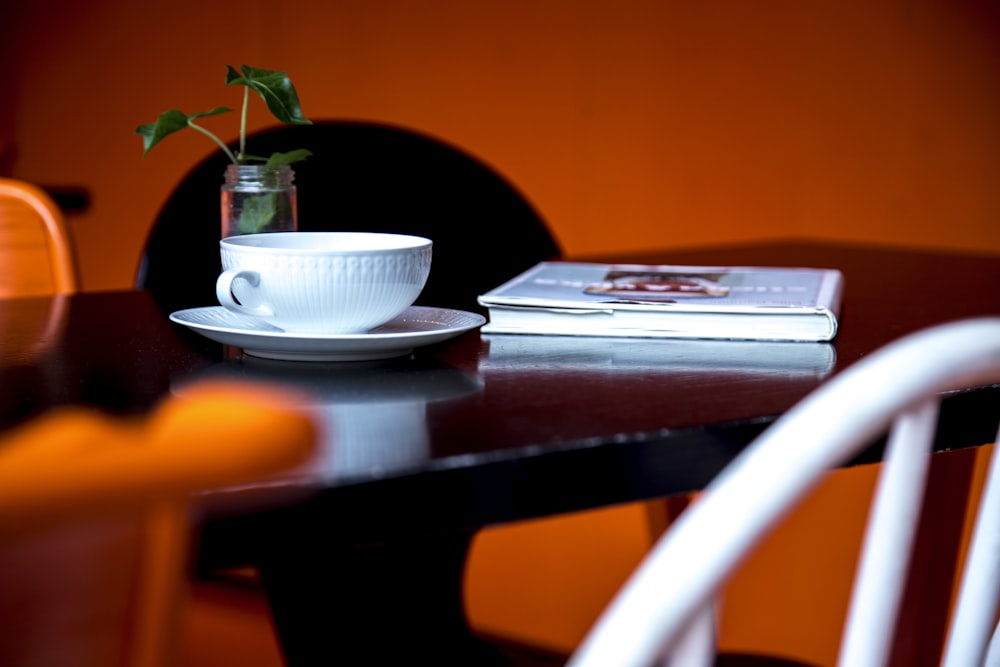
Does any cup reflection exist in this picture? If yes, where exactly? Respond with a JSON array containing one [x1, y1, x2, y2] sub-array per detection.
[[176, 356, 483, 482]]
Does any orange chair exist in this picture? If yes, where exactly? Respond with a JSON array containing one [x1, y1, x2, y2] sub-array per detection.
[[0, 177, 78, 297], [0, 380, 316, 667]]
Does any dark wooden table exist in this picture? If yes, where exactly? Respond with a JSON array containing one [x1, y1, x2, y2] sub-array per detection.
[[2, 240, 998, 664]]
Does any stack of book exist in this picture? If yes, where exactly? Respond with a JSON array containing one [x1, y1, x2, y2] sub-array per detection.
[[477, 261, 843, 342]]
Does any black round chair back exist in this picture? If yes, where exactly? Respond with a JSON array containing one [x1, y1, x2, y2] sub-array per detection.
[[136, 119, 561, 316]]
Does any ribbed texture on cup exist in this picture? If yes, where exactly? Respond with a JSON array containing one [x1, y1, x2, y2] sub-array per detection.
[[220, 244, 432, 333]]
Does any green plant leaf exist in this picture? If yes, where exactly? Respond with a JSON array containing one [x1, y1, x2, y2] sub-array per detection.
[[237, 193, 278, 233], [226, 65, 311, 126], [265, 149, 313, 167], [135, 107, 232, 156]]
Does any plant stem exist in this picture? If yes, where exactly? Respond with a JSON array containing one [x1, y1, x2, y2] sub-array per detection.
[[239, 87, 250, 161], [187, 120, 239, 164]]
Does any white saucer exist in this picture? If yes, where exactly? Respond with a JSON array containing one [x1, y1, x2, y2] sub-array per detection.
[[169, 306, 485, 362]]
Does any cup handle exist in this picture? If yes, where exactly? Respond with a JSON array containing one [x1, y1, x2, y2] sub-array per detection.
[[216, 269, 273, 317]]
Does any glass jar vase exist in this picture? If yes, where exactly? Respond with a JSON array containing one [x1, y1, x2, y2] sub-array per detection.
[[220, 164, 298, 238]]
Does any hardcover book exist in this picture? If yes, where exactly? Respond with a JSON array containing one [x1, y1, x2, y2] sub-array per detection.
[[477, 261, 844, 342]]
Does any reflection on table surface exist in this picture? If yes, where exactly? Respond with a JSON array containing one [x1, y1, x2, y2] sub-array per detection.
[[177, 354, 484, 483], [482, 333, 836, 376], [0, 294, 69, 364]]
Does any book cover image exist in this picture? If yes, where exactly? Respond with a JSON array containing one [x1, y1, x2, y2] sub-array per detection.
[[494, 263, 840, 309], [582, 269, 731, 300]]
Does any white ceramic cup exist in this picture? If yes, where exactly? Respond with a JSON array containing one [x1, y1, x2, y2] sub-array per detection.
[[216, 232, 432, 334]]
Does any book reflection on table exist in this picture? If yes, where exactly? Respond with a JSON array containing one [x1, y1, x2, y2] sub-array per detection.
[[481, 334, 836, 378]]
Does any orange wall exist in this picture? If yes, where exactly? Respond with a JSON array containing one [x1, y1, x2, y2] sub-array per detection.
[[5, 0, 1000, 293], [6, 0, 1000, 662]]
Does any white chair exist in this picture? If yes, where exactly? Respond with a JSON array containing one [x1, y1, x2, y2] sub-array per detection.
[[568, 317, 1000, 667]]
